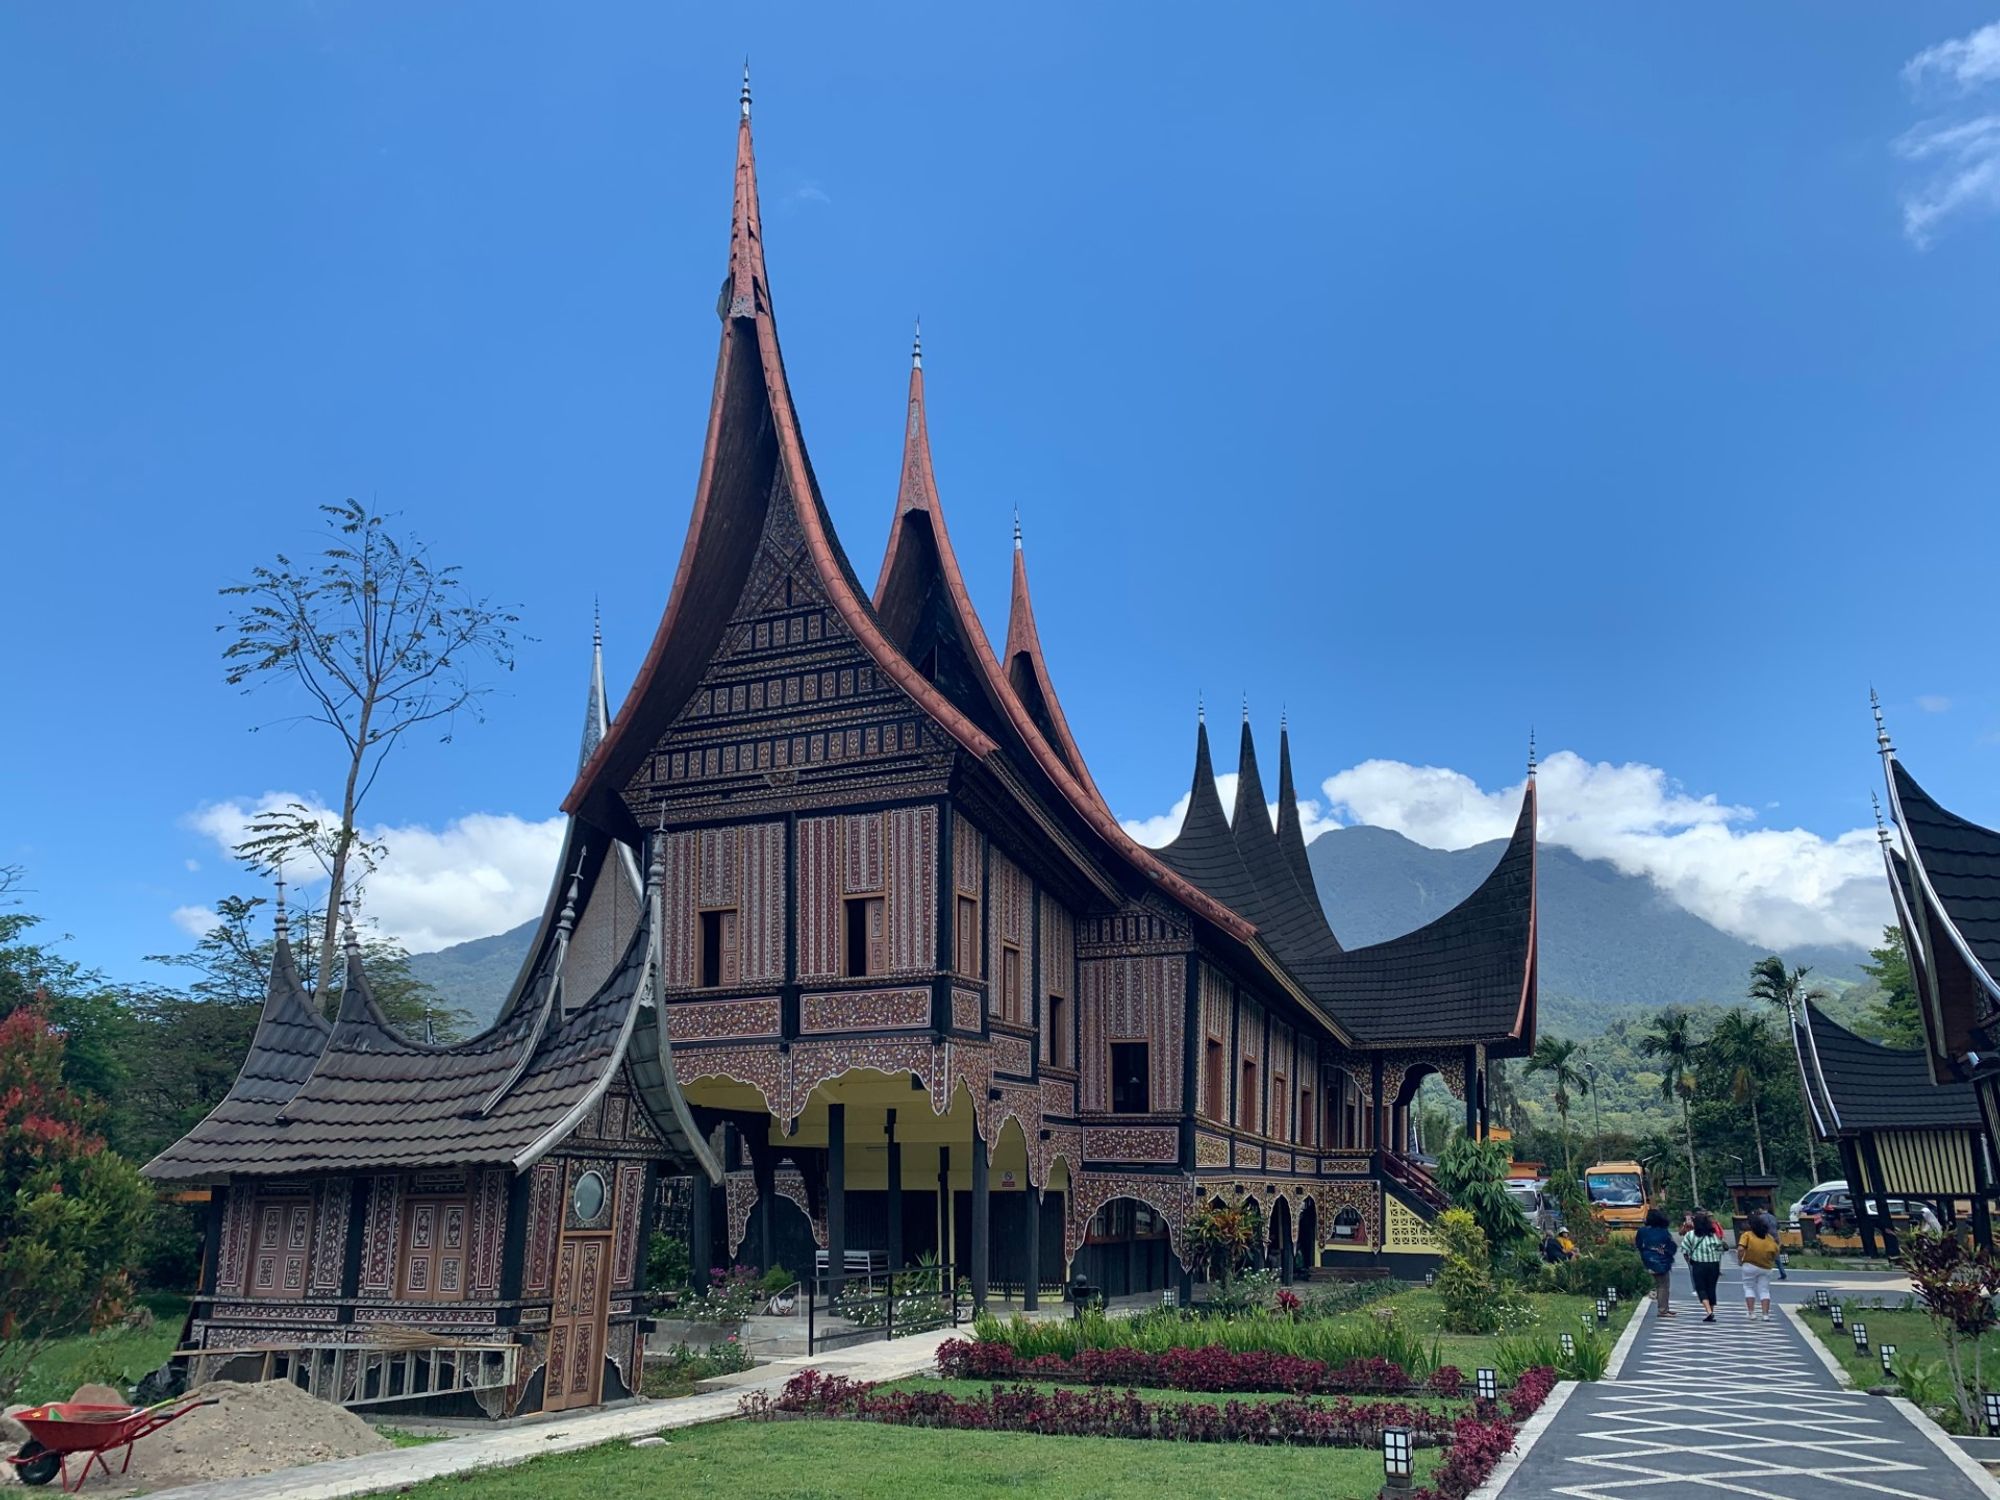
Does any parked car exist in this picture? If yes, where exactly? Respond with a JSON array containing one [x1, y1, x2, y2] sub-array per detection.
[[1789, 1179, 1847, 1223], [1504, 1179, 1556, 1234]]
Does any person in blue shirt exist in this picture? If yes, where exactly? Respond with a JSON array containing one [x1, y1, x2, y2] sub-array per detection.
[[1634, 1207, 1678, 1318]]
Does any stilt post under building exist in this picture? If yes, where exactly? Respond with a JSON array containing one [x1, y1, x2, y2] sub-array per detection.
[[688, 1170, 714, 1293], [827, 1103, 847, 1300], [886, 1109, 903, 1271], [971, 1130, 990, 1312], [1023, 1186, 1040, 1310], [938, 1145, 952, 1281]]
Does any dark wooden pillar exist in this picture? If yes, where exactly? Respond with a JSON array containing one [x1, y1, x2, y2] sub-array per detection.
[[1974, 1135, 1995, 1253], [1478, 1066, 1491, 1141], [1279, 1211, 1294, 1285], [971, 1131, 991, 1311], [1023, 1187, 1041, 1311], [689, 1172, 715, 1292], [886, 1109, 903, 1271], [938, 1146, 952, 1278], [827, 1102, 847, 1297], [1860, 1134, 1900, 1258], [1837, 1137, 1877, 1258], [754, 1155, 776, 1272], [1464, 1047, 1479, 1139]]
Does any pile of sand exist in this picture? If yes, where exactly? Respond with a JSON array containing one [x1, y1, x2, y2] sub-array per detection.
[[6, 1379, 391, 1494]]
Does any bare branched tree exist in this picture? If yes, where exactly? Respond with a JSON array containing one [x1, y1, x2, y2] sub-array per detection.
[[221, 500, 522, 1008]]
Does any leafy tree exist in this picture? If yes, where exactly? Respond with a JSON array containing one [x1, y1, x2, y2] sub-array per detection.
[[1856, 927, 1922, 1051], [0, 1006, 151, 1401], [1637, 1008, 1704, 1208], [1703, 1010, 1777, 1176], [1435, 1134, 1531, 1254], [1898, 1229, 2000, 1431], [220, 500, 522, 1009], [1186, 1204, 1255, 1287], [1747, 956, 1826, 1181], [1524, 1035, 1590, 1173]]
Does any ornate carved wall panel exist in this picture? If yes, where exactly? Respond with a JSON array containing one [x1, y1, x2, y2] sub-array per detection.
[[469, 1168, 508, 1298], [522, 1161, 561, 1298], [950, 987, 983, 1032], [1066, 1172, 1195, 1263], [215, 1188, 254, 1298], [992, 1030, 1034, 1078], [666, 997, 782, 1043], [1084, 1126, 1181, 1164], [800, 987, 930, 1034], [1078, 955, 1185, 1114], [358, 1174, 404, 1297], [1038, 892, 1076, 1064]]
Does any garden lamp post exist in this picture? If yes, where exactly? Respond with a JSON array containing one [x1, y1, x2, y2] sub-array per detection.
[[1830, 1305, 1845, 1331], [1476, 1368, 1498, 1402], [1984, 1392, 2000, 1436], [1595, 1298, 1610, 1329], [1559, 1332, 1576, 1359], [1606, 1286, 1618, 1305], [1814, 1290, 1830, 1312], [1424, 1271, 1435, 1288], [1381, 1425, 1414, 1493], [1852, 1322, 1869, 1354], [1880, 1343, 1896, 1376]]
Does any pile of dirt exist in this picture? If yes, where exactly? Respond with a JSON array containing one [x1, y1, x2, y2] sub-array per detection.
[[10, 1379, 392, 1494]]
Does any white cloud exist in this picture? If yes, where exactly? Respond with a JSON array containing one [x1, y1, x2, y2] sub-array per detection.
[[183, 793, 566, 953], [1917, 694, 1953, 713], [171, 904, 220, 938], [1120, 748, 1890, 953], [1898, 22, 2000, 244], [1905, 20, 2000, 94]]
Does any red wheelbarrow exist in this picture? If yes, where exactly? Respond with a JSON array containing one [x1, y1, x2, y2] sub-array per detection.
[[7, 1396, 217, 1492]]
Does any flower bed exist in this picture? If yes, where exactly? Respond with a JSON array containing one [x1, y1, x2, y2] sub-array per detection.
[[741, 1363, 1560, 1499], [938, 1338, 1473, 1397]]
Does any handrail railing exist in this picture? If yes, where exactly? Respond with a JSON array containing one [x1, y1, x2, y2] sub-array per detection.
[[806, 1262, 967, 1356]]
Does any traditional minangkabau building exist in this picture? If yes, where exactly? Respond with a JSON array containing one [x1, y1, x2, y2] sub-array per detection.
[[1869, 698, 2000, 1249], [1790, 999, 1989, 1255], [145, 76, 1538, 1414]]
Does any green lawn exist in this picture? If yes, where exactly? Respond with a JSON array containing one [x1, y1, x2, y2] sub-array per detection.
[[1800, 1302, 1959, 1394], [878, 1375, 1471, 1412], [390, 1417, 1444, 1498], [1368, 1288, 1636, 1370], [14, 1293, 188, 1406]]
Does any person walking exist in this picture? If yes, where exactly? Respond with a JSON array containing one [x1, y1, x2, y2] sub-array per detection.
[[1738, 1216, 1781, 1321], [1680, 1210, 1727, 1323], [1755, 1209, 1789, 1281], [1635, 1207, 1678, 1317]]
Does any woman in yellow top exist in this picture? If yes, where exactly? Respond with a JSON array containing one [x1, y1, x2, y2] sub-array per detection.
[[1737, 1220, 1781, 1321]]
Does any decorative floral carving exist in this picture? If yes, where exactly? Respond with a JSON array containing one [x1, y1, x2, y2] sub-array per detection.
[[667, 998, 782, 1043], [773, 1167, 828, 1249], [1084, 1126, 1180, 1164], [1066, 1171, 1196, 1264], [800, 988, 929, 1034], [1195, 1133, 1230, 1167], [726, 1171, 760, 1258], [950, 987, 983, 1032]]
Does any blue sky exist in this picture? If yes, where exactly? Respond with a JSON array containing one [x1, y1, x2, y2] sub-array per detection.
[[6, 5, 2000, 980]]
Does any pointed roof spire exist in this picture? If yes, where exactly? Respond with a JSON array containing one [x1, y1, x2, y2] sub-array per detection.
[[724, 65, 767, 321], [272, 865, 290, 945], [1232, 713, 1270, 836], [1527, 727, 1537, 778], [1273, 713, 1330, 926], [580, 611, 612, 772], [1872, 688, 1894, 756]]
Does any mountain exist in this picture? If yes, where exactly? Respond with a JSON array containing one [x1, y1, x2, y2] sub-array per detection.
[[410, 825, 1870, 1038], [406, 920, 537, 1032], [1308, 825, 1867, 1033]]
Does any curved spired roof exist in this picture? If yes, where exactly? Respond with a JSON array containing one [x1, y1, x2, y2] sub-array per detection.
[[1158, 715, 1266, 921], [1309, 777, 1539, 1052], [1004, 528, 1114, 816], [1229, 718, 1343, 964], [562, 96, 1252, 942], [1793, 999, 1979, 1137], [141, 920, 330, 1180], [1887, 759, 2000, 996]]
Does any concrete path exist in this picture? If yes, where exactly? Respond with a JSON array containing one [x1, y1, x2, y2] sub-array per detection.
[[1495, 1267, 1999, 1498], [136, 1326, 962, 1500]]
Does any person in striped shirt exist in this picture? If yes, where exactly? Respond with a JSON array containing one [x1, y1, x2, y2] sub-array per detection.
[[1679, 1210, 1727, 1323]]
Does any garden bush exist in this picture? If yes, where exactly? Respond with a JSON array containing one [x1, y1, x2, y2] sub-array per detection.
[[938, 1339, 1434, 1395], [971, 1303, 1440, 1375], [1497, 1329, 1609, 1382], [744, 1367, 1462, 1446], [1548, 1246, 1651, 1300]]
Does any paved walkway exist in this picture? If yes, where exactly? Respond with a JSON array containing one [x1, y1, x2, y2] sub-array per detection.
[[137, 1326, 961, 1500], [1495, 1267, 1999, 1498]]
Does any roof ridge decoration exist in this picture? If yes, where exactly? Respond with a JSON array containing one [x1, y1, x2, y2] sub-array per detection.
[[562, 89, 1253, 941]]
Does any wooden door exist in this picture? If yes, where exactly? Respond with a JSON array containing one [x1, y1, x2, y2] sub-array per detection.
[[249, 1198, 312, 1298], [400, 1198, 468, 1301], [543, 1232, 611, 1411]]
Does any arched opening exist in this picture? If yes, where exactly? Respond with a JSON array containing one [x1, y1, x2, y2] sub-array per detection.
[[1332, 1203, 1366, 1249], [1076, 1195, 1174, 1298], [1266, 1195, 1295, 1284], [1296, 1197, 1319, 1274]]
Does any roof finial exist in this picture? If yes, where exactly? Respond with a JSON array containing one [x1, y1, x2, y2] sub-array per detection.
[[1527, 727, 1538, 777], [1871, 687, 1894, 756], [1196, 692, 1205, 727], [272, 864, 289, 943], [740, 59, 752, 121], [1872, 791, 1891, 845], [557, 849, 586, 938], [649, 807, 669, 889], [1280, 704, 1288, 734], [592, 596, 601, 650], [1241, 691, 1250, 725], [339, 898, 361, 957], [912, 317, 922, 370]]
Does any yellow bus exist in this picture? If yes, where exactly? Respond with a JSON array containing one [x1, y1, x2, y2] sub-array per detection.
[[1585, 1161, 1650, 1240]]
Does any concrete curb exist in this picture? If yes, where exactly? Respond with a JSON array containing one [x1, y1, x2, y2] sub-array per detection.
[[1890, 1396, 2000, 1498], [1783, 1303, 1858, 1388], [1465, 1379, 1577, 1500], [1603, 1301, 1648, 1380]]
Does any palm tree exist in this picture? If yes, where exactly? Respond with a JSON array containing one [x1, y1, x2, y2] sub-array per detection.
[[1706, 1009, 1774, 1175], [1525, 1035, 1591, 1174], [1639, 1008, 1703, 1207], [1748, 956, 1827, 1181]]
